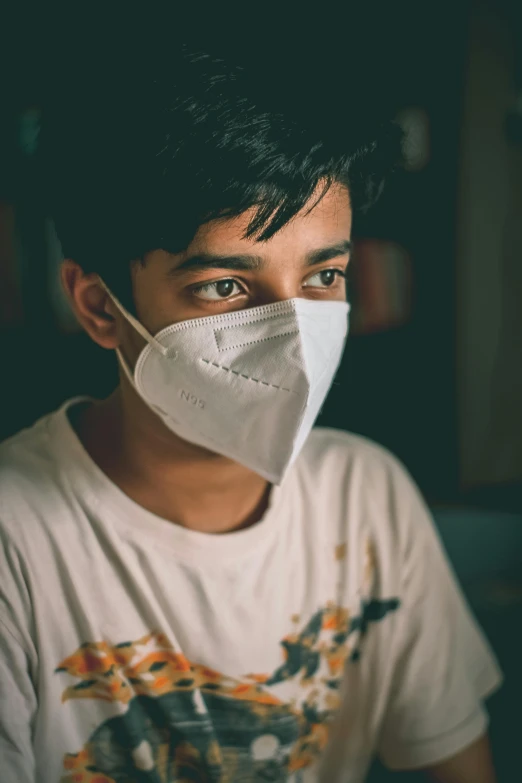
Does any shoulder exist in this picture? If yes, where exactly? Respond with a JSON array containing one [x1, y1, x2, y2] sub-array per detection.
[[0, 408, 71, 543], [296, 427, 430, 553], [0, 415, 71, 655], [0, 413, 55, 489], [300, 426, 418, 500]]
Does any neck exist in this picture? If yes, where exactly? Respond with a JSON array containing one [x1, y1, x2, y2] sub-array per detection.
[[74, 385, 271, 534]]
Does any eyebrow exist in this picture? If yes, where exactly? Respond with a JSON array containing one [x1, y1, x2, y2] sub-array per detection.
[[170, 240, 353, 274]]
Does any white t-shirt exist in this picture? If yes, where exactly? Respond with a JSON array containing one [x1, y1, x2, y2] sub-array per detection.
[[0, 399, 502, 783]]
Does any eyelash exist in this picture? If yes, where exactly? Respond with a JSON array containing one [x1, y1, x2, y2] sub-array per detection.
[[191, 268, 347, 302]]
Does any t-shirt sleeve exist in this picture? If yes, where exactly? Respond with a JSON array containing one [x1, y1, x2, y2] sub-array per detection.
[[0, 617, 37, 782], [0, 520, 38, 782], [376, 470, 503, 771]]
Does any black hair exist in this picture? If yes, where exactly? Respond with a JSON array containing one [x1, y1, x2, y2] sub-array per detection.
[[38, 44, 404, 308]]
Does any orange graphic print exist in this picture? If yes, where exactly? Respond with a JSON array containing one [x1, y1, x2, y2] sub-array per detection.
[[56, 632, 282, 709], [55, 595, 399, 782], [54, 538, 400, 783]]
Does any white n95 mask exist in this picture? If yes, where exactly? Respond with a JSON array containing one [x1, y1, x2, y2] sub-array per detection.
[[102, 283, 350, 484]]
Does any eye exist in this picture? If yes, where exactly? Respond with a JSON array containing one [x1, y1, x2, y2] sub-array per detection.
[[191, 278, 245, 301], [303, 268, 347, 288]]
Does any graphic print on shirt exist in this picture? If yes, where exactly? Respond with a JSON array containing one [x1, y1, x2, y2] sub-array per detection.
[[55, 544, 400, 782]]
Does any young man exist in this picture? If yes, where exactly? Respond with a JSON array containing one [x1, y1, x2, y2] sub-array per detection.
[[0, 46, 502, 783]]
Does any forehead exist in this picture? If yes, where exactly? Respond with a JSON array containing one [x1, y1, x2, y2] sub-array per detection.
[[188, 183, 352, 254]]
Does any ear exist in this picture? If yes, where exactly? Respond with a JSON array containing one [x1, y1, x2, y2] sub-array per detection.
[[61, 260, 120, 349]]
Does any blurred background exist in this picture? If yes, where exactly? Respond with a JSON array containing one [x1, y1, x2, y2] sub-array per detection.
[[0, 1, 521, 779]]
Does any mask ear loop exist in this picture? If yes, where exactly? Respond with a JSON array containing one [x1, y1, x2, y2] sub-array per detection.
[[115, 347, 139, 388], [98, 278, 178, 360]]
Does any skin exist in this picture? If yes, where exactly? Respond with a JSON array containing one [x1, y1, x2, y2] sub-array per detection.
[[62, 180, 496, 782], [62, 182, 352, 534], [426, 734, 497, 782]]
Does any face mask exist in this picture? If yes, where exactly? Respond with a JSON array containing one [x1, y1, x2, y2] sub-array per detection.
[[102, 282, 350, 484]]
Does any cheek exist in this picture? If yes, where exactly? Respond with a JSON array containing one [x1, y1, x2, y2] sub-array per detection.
[[132, 269, 179, 334]]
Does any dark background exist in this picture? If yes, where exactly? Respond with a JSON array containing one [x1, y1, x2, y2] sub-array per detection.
[[1, 1, 520, 509], [1, 3, 521, 780]]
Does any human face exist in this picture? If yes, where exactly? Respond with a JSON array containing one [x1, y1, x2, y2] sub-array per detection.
[[62, 181, 351, 468], [63, 182, 352, 374], [123, 182, 352, 357]]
